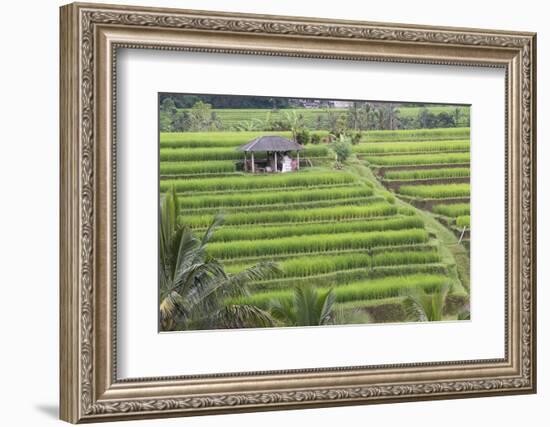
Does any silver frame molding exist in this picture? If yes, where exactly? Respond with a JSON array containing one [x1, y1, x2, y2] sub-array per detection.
[[60, 2, 537, 423]]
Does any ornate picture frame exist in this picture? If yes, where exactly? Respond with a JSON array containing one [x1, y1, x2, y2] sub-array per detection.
[[60, 2, 536, 423]]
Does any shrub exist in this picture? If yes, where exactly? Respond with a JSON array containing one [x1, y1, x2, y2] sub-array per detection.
[[295, 129, 311, 145], [310, 133, 321, 144], [350, 131, 362, 145], [331, 135, 353, 162]]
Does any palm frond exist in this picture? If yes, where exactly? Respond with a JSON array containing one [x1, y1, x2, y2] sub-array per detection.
[[402, 283, 450, 322], [212, 305, 277, 329]]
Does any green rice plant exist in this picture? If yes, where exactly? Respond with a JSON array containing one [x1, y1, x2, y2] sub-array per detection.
[[178, 185, 373, 210], [361, 127, 470, 142], [353, 140, 470, 155], [160, 160, 236, 175], [182, 203, 398, 228], [230, 274, 448, 308], [182, 196, 385, 215], [383, 167, 470, 180], [245, 264, 450, 292], [456, 215, 470, 228], [210, 216, 424, 242], [398, 183, 470, 199], [160, 147, 250, 162], [160, 171, 356, 193], [160, 145, 329, 162], [432, 203, 470, 217], [160, 131, 331, 148], [206, 228, 428, 259], [226, 249, 440, 278], [364, 152, 470, 166], [160, 131, 292, 148]]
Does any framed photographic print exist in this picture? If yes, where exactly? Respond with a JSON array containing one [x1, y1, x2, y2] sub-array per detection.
[[59, 2, 537, 423]]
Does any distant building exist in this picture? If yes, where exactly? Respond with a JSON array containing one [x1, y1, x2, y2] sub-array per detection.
[[331, 100, 354, 108]]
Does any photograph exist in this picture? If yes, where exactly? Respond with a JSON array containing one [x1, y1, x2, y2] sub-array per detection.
[[158, 94, 472, 332]]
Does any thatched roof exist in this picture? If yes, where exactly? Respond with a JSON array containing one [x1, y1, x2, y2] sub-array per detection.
[[236, 135, 304, 152]]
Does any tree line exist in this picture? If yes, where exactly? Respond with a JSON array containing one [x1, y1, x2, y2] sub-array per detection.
[[159, 98, 470, 133]]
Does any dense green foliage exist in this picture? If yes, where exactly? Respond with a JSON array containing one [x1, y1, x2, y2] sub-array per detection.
[[159, 95, 470, 132]]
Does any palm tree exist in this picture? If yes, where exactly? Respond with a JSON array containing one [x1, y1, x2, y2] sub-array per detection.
[[235, 120, 260, 132], [283, 110, 303, 142], [270, 285, 336, 327], [159, 187, 279, 331], [402, 283, 450, 322]]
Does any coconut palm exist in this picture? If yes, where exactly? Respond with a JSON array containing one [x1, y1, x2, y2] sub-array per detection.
[[235, 119, 261, 132], [283, 110, 304, 142], [402, 283, 450, 322], [270, 285, 336, 327], [159, 187, 279, 331]]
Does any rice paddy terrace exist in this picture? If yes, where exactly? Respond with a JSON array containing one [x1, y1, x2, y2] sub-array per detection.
[[160, 128, 470, 324]]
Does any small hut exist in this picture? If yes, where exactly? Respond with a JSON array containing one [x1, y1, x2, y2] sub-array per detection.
[[236, 135, 304, 173]]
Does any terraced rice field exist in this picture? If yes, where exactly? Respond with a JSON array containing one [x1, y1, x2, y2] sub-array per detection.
[[360, 127, 471, 247], [161, 128, 470, 324]]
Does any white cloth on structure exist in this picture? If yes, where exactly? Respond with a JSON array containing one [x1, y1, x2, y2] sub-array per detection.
[[282, 155, 292, 173]]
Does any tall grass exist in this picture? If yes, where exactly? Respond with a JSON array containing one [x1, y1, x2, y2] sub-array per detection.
[[383, 167, 470, 180], [178, 185, 373, 209], [353, 140, 470, 155], [398, 183, 470, 199], [182, 203, 398, 228], [160, 160, 236, 175], [230, 274, 448, 308], [432, 203, 470, 217], [207, 228, 428, 259], [364, 152, 470, 166], [160, 171, 356, 193], [210, 216, 424, 242]]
